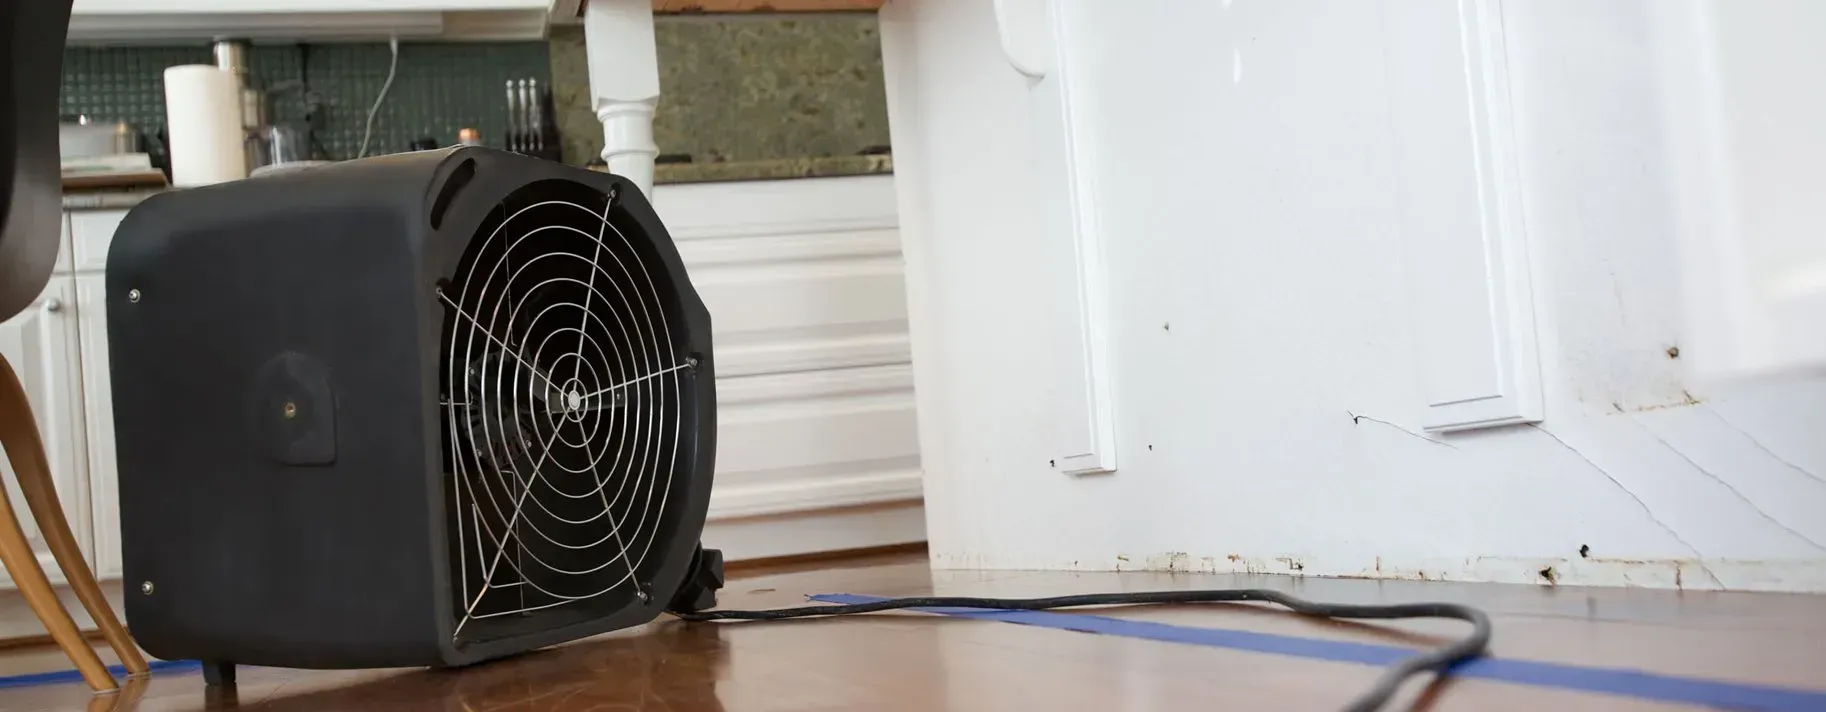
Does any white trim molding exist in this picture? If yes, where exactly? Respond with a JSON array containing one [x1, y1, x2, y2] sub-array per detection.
[[992, 0, 1053, 78], [994, 0, 1119, 474], [708, 469, 923, 521], [584, 0, 661, 195], [1384, 0, 1544, 433], [702, 502, 925, 563]]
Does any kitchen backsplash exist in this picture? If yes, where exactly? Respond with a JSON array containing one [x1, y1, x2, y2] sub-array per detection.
[[60, 13, 891, 168], [62, 43, 552, 161]]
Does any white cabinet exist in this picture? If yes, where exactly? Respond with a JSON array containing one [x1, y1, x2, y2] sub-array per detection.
[[0, 208, 126, 593], [0, 278, 92, 589], [75, 276, 123, 581], [67, 211, 127, 583], [69, 0, 552, 42], [653, 176, 926, 559], [74, 0, 547, 9]]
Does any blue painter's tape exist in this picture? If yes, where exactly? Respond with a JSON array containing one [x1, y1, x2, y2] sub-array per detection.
[[812, 593, 1826, 712], [0, 659, 199, 690]]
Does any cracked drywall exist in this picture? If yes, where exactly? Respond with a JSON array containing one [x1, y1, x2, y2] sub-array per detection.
[[1612, 391, 1703, 414], [1077, 420, 1822, 591], [1702, 407, 1826, 486], [1526, 425, 1729, 588], [1031, 552, 1822, 591], [1629, 419, 1826, 553], [1346, 411, 1457, 448]]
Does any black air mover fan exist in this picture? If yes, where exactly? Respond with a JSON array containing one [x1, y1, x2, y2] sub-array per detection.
[[105, 148, 722, 683]]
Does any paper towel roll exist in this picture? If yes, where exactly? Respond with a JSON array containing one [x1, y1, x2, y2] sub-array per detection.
[[163, 65, 247, 187]]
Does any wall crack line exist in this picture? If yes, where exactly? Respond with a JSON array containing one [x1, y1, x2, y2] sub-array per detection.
[[1347, 411, 1458, 449], [1628, 418, 1826, 554], [1529, 425, 1727, 589], [1700, 405, 1826, 487]]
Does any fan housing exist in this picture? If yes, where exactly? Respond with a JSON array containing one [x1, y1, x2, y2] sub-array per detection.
[[105, 148, 716, 670]]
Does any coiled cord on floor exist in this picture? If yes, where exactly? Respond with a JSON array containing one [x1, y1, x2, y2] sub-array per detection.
[[674, 589, 1492, 712]]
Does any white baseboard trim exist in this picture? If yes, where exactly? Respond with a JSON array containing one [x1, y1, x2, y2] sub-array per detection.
[[703, 501, 927, 563], [0, 580, 124, 644], [928, 550, 1826, 593], [708, 469, 924, 521]]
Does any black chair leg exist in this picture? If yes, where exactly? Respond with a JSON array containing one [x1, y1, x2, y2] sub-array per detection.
[[202, 660, 236, 687]]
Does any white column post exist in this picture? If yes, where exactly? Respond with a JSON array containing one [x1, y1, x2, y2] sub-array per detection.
[[583, 0, 661, 196]]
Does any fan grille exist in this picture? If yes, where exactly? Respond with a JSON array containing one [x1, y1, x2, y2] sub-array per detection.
[[438, 179, 694, 644]]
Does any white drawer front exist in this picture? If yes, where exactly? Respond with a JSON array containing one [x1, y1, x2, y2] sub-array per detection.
[[55, 213, 74, 274], [69, 209, 129, 274]]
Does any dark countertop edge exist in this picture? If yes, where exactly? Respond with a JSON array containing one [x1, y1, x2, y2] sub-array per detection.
[[62, 187, 168, 211], [648, 154, 893, 185], [63, 155, 893, 210]]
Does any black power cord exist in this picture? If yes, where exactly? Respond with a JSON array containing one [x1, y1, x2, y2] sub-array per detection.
[[675, 589, 1492, 712]]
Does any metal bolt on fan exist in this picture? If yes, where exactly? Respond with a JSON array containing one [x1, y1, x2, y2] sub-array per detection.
[[105, 148, 722, 683]]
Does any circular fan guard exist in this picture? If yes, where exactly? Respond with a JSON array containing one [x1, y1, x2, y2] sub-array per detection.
[[438, 179, 696, 643]]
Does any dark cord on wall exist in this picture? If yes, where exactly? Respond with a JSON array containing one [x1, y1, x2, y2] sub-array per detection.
[[299, 43, 333, 162], [675, 588, 1492, 712]]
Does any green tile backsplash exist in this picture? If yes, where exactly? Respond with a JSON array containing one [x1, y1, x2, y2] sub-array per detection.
[[62, 42, 552, 161], [61, 13, 891, 170]]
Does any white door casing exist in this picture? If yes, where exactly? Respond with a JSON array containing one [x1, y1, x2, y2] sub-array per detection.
[[1384, 0, 1545, 433], [988, 0, 1118, 475]]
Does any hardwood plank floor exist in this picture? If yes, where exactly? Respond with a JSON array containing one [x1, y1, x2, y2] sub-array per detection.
[[0, 554, 1822, 711]]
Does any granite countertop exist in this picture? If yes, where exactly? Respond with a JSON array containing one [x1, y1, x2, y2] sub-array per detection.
[[649, 154, 892, 184], [63, 154, 893, 211], [62, 187, 169, 211]]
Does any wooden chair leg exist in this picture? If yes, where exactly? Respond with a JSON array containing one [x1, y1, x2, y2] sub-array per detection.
[[0, 354, 146, 676], [0, 355, 121, 692], [0, 480, 113, 690], [89, 674, 146, 712]]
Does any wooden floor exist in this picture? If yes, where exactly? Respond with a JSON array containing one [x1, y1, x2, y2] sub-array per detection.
[[1, 552, 1823, 711]]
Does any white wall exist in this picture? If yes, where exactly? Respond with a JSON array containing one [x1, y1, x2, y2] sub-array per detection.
[[881, 0, 1826, 591], [1659, 2, 1826, 381]]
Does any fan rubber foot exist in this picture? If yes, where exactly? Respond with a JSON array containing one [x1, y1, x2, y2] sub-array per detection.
[[201, 661, 235, 687], [667, 545, 725, 614]]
